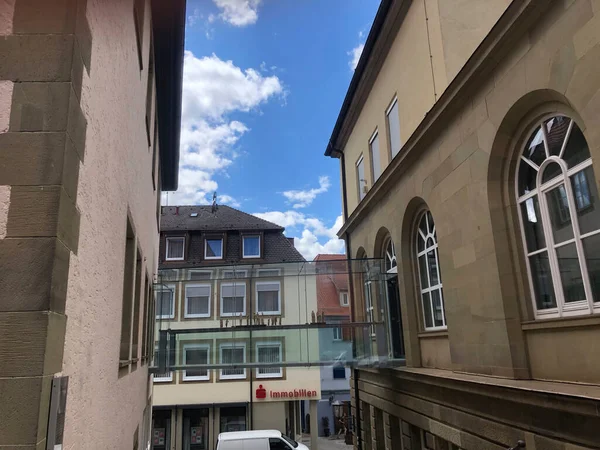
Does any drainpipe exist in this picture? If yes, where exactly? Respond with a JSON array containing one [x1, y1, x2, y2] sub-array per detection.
[[249, 261, 254, 430]]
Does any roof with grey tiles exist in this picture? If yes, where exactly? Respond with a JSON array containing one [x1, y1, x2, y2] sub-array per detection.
[[160, 205, 284, 231]]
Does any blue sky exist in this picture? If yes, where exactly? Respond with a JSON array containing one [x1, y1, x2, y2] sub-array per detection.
[[163, 0, 380, 259]]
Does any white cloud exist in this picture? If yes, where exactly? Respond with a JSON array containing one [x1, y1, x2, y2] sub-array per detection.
[[218, 194, 241, 208], [213, 0, 262, 26], [252, 211, 345, 260], [348, 43, 365, 71], [282, 176, 330, 208], [187, 8, 202, 26], [163, 51, 284, 206]]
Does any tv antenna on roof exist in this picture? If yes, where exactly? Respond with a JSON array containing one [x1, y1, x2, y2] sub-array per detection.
[[211, 192, 218, 213]]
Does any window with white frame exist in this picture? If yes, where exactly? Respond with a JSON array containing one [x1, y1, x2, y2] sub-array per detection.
[[387, 97, 401, 158], [516, 115, 600, 318], [256, 282, 281, 315], [364, 280, 375, 336], [220, 343, 246, 379], [257, 268, 281, 277], [184, 284, 211, 318], [165, 237, 184, 261], [356, 155, 366, 201], [205, 238, 223, 259], [155, 285, 175, 319], [188, 270, 212, 281], [332, 325, 343, 341], [384, 238, 397, 274], [339, 291, 349, 307], [416, 211, 446, 330], [182, 344, 210, 381], [256, 342, 282, 378], [220, 283, 246, 316], [153, 345, 174, 383], [243, 235, 261, 258], [369, 130, 381, 181], [223, 269, 247, 279]]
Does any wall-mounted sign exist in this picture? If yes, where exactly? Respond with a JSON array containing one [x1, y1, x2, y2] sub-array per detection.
[[191, 426, 203, 444], [255, 384, 319, 400], [153, 429, 165, 446]]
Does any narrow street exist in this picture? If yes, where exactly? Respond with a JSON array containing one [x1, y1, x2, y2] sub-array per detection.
[[308, 437, 352, 450]]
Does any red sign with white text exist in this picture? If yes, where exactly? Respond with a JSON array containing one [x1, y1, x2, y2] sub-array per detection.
[[255, 384, 318, 400]]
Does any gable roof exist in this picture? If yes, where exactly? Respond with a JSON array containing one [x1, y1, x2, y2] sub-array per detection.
[[160, 205, 285, 232]]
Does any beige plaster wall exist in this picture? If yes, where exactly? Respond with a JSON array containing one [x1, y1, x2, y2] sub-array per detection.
[[345, 0, 600, 382], [59, 0, 158, 448], [253, 402, 286, 432], [419, 335, 452, 370]]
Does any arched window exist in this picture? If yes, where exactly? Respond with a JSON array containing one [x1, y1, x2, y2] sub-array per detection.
[[384, 238, 397, 274], [516, 115, 600, 318], [416, 211, 446, 330]]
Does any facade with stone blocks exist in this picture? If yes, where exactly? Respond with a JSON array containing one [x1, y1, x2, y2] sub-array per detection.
[[326, 0, 600, 449], [0, 0, 184, 449]]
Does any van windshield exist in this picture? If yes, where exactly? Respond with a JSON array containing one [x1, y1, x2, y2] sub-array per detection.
[[282, 436, 299, 448]]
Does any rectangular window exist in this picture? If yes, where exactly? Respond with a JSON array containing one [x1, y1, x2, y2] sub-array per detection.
[[220, 344, 246, 379], [156, 285, 175, 319], [188, 270, 212, 281], [332, 366, 346, 379], [131, 250, 142, 360], [166, 237, 185, 261], [133, 0, 145, 69], [145, 36, 154, 145], [185, 284, 211, 318], [387, 97, 401, 158], [256, 282, 281, 315], [220, 283, 246, 316], [339, 291, 349, 306], [332, 326, 343, 341], [223, 269, 247, 279], [369, 131, 381, 181], [183, 344, 210, 381], [119, 218, 136, 364], [356, 155, 366, 201], [257, 268, 281, 277], [573, 170, 592, 210], [205, 238, 223, 259], [153, 345, 175, 382], [243, 235, 261, 258], [256, 342, 282, 378]]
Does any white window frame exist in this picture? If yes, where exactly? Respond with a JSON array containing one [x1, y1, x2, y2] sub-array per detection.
[[205, 238, 223, 260], [182, 343, 210, 381], [369, 130, 381, 182], [155, 284, 175, 319], [515, 115, 600, 319], [364, 280, 375, 337], [255, 341, 283, 379], [188, 269, 212, 281], [242, 235, 261, 259], [184, 283, 212, 319], [332, 325, 343, 341], [256, 268, 281, 277], [255, 281, 281, 315], [222, 269, 248, 279], [153, 345, 173, 383], [416, 212, 447, 331], [386, 96, 401, 158], [339, 291, 349, 307], [356, 155, 366, 201], [220, 282, 247, 317], [165, 237, 185, 261], [219, 343, 246, 380]]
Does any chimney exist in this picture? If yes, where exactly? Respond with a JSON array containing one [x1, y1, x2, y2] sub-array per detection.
[[287, 237, 295, 246]]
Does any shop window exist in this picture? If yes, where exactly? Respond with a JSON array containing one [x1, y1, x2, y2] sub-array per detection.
[[516, 115, 600, 318], [220, 406, 247, 433], [152, 409, 172, 450], [183, 409, 209, 450]]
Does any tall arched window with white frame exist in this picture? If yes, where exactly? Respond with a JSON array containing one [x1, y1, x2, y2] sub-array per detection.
[[516, 115, 600, 318], [416, 211, 446, 330]]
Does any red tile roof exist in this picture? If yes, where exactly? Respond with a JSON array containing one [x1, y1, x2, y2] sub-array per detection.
[[314, 254, 351, 318]]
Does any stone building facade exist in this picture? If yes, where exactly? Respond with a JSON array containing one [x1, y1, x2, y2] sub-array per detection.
[[0, 0, 184, 448], [326, 0, 600, 449]]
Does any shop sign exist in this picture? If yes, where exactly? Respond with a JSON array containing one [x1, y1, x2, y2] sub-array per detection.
[[153, 429, 165, 446], [255, 384, 318, 400]]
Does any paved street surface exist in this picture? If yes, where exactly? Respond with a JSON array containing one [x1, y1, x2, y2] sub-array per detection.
[[305, 436, 353, 450]]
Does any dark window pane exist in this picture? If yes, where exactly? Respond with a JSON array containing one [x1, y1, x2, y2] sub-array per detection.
[[545, 116, 570, 156], [563, 123, 591, 168], [422, 292, 433, 328], [431, 289, 445, 327], [520, 196, 546, 252], [427, 211, 434, 233], [419, 255, 429, 289], [518, 160, 538, 196], [541, 161, 562, 184], [529, 252, 557, 310], [571, 166, 600, 235], [583, 233, 600, 303], [546, 184, 574, 243], [523, 125, 546, 166], [419, 214, 428, 237], [417, 234, 425, 252], [556, 243, 585, 303], [427, 250, 439, 286]]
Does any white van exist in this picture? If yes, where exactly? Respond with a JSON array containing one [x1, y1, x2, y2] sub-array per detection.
[[216, 430, 309, 450]]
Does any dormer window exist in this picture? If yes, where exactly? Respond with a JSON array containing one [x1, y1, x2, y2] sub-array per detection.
[[243, 235, 261, 258], [165, 237, 185, 261], [205, 238, 223, 260], [339, 291, 349, 307]]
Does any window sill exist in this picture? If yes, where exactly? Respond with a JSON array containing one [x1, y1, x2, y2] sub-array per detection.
[[522, 314, 600, 331], [418, 330, 449, 338]]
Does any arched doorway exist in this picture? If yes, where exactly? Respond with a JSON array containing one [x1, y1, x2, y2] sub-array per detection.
[[383, 237, 405, 359]]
